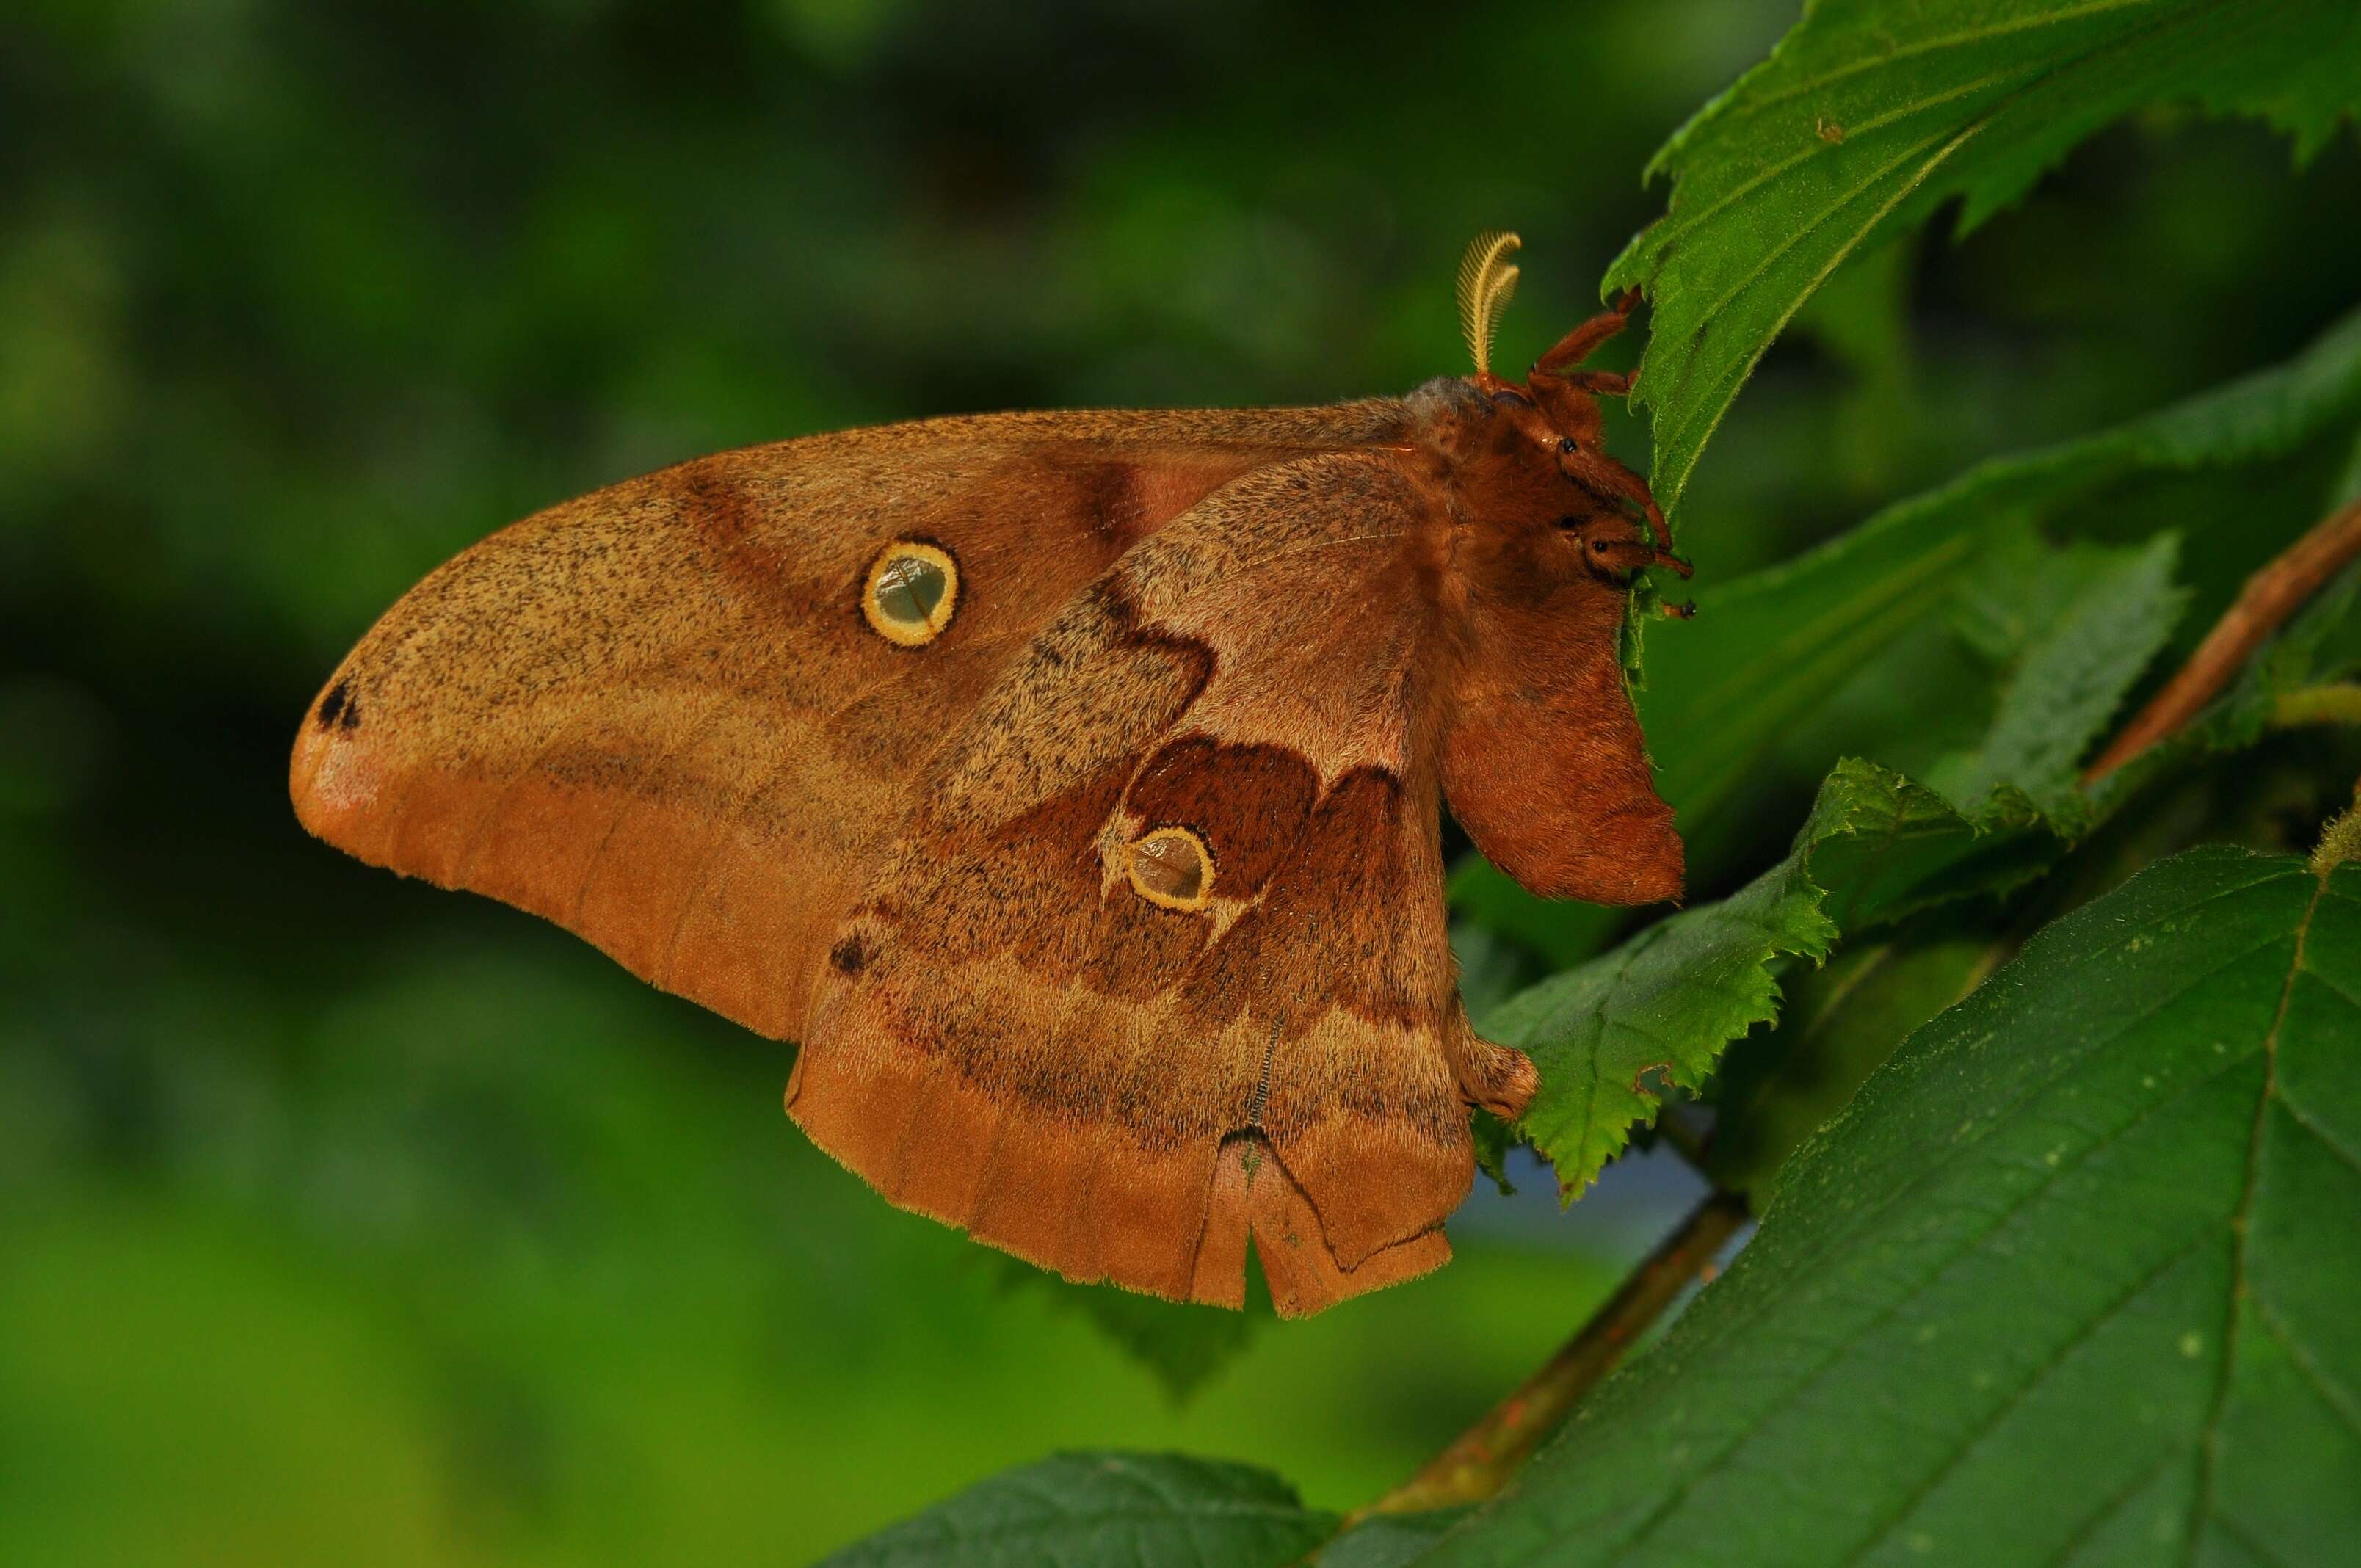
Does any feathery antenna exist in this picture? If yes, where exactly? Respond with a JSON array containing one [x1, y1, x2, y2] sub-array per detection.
[[1456, 231, 1522, 377]]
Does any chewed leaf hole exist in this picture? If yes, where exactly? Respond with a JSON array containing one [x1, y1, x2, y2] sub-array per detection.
[[1127, 826, 1214, 912]]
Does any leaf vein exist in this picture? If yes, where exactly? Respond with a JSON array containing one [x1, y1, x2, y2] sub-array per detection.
[[2184, 873, 2324, 1559], [2253, 1297, 2361, 1442], [1755, 891, 2295, 1289], [2208, 1506, 2299, 1568], [2038, 1452, 2181, 1568], [1595, 1042, 2263, 1568], [1833, 1231, 2215, 1567], [2274, 1092, 2361, 1182], [1736, 0, 2167, 116]]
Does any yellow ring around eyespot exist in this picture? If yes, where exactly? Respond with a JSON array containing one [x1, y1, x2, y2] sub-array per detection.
[[861, 540, 960, 647], [1125, 825, 1215, 913]]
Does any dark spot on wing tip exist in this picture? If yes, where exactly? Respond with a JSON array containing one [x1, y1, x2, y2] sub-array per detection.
[[1079, 461, 1146, 547], [316, 680, 360, 732], [829, 935, 867, 976]]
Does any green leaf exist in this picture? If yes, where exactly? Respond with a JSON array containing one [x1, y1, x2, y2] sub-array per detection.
[[1639, 305, 2361, 836], [818, 1451, 1335, 1568], [2089, 549, 2361, 809], [1709, 524, 2280, 1205], [1791, 236, 1921, 497], [997, 1259, 1263, 1404], [1317, 1509, 1471, 1567], [1944, 522, 2158, 667], [1493, 758, 2059, 1197], [1456, 316, 2361, 972], [1927, 531, 2188, 812], [1804, 767, 2057, 932], [1707, 919, 2005, 1201], [1433, 846, 2361, 1567], [1487, 849, 1829, 1204], [1605, 0, 2361, 518], [1469, 1108, 1516, 1197], [2203, 556, 2361, 751]]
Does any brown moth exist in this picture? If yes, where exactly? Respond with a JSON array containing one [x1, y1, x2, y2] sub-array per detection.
[[291, 233, 1689, 1317]]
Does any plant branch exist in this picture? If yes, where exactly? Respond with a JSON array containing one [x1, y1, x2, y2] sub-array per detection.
[[2084, 498, 2361, 782], [1349, 1187, 1751, 1524]]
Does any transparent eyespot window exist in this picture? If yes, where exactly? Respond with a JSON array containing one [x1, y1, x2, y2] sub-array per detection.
[[863, 542, 959, 645], [1127, 826, 1213, 912]]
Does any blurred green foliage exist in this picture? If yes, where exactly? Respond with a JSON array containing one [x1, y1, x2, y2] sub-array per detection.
[[6, 0, 2361, 1562]]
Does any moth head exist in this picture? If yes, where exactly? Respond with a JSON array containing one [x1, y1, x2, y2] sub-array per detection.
[[1560, 512, 1664, 580], [1426, 233, 1691, 591]]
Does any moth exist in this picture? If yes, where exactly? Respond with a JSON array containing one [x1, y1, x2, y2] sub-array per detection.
[[291, 233, 1690, 1317]]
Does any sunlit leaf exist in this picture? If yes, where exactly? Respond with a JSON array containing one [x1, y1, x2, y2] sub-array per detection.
[[1706, 918, 2003, 1201], [1435, 846, 2361, 1566], [1319, 1509, 1470, 1567], [1493, 758, 2061, 1197], [818, 1452, 1334, 1568], [1606, 0, 2361, 518]]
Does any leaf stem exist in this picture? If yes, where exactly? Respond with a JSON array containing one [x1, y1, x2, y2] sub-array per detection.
[[1349, 1188, 1751, 1523], [2273, 683, 2361, 731], [2083, 498, 2361, 781]]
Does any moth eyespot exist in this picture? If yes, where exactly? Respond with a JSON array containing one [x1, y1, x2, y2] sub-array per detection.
[[861, 541, 959, 646], [1125, 826, 1214, 912]]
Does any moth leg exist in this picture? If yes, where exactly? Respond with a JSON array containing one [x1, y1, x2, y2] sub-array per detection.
[[1562, 444, 1677, 555], [1532, 288, 1640, 375], [1558, 369, 1634, 396], [1451, 1027, 1538, 1122]]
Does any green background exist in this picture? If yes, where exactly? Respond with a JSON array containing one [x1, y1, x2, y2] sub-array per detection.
[[5, 0, 2360, 1561]]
